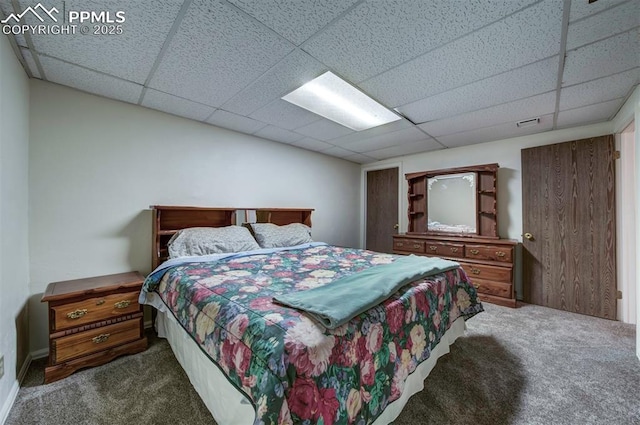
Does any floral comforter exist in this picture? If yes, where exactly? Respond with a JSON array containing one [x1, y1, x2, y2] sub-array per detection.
[[142, 244, 483, 425]]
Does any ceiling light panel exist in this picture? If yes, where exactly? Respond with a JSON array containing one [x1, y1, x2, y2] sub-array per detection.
[[282, 72, 400, 131]]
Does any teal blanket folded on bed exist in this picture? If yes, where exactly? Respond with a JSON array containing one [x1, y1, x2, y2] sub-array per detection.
[[273, 255, 460, 329]]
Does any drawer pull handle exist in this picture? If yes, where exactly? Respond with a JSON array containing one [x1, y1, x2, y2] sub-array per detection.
[[469, 249, 480, 255], [66, 309, 88, 319], [92, 333, 110, 344], [474, 283, 481, 289], [114, 300, 131, 309], [413, 244, 421, 249], [450, 247, 459, 253], [96, 299, 105, 306], [470, 267, 481, 275], [429, 246, 438, 251], [496, 251, 506, 258], [396, 242, 404, 247]]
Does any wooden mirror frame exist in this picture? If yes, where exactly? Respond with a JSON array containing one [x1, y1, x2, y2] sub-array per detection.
[[405, 163, 499, 239]]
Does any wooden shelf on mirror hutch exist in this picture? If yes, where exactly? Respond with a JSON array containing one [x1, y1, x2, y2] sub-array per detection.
[[397, 163, 517, 307]]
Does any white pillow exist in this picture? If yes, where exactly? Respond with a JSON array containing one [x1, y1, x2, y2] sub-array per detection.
[[168, 226, 260, 258], [249, 223, 313, 248]]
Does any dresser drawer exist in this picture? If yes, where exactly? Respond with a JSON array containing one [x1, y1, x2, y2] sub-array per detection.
[[52, 318, 142, 363], [459, 262, 511, 283], [393, 238, 425, 253], [465, 244, 513, 262], [52, 291, 141, 331], [424, 241, 465, 258], [471, 278, 512, 298]]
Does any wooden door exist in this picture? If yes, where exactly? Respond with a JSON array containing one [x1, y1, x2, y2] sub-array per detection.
[[366, 168, 399, 253], [521, 136, 616, 319]]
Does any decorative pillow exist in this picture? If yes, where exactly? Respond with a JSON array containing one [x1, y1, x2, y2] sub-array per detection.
[[168, 226, 260, 258], [249, 223, 313, 248]]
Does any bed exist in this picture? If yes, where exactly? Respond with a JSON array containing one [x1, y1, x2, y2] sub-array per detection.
[[140, 206, 483, 425]]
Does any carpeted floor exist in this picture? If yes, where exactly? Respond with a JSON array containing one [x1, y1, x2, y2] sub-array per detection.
[[6, 303, 640, 425]]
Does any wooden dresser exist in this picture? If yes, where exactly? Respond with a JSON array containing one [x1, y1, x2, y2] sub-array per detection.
[[393, 234, 517, 307], [41, 271, 148, 383]]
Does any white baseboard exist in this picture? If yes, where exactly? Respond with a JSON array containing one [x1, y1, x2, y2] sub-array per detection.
[[0, 380, 20, 425], [16, 354, 31, 386], [30, 348, 48, 360]]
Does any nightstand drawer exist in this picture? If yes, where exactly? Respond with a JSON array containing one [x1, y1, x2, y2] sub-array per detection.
[[52, 318, 142, 363], [393, 238, 425, 253], [52, 291, 141, 331], [459, 262, 511, 282], [465, 244, 513, 262], [425, 241, 465, 258]]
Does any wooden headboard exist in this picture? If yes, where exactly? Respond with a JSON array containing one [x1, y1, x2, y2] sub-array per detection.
[[151, 206, 314, 268]]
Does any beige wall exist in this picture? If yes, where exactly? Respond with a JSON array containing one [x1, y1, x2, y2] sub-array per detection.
[[0, 35, 30, 421], [27, 80, 361, 353]]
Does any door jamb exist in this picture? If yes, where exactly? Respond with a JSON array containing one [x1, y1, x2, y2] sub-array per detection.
[[360, 162, 403, 249]]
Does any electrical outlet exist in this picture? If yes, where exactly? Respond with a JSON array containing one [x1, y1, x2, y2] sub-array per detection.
[[0, 354, 4, 379]]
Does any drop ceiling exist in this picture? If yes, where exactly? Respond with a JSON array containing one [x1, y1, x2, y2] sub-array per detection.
[[1, 0, 638, 164]]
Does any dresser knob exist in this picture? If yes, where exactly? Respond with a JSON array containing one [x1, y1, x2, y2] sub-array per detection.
[[469, 249, 480, 255], [66, 309, 88, 319], [470, 268, 481, 275], [450, 247, 458, 253], [429, 246, 438, 251], [114, 300, 131, 309], [413, 244, 421, 249], [92, 333, 110, 344], [496, 251, 506, 258]]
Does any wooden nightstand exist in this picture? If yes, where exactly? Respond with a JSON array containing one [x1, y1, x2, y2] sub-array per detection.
[[41, 271, 148, 383]]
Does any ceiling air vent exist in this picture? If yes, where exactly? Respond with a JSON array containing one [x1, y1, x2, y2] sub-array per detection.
[[516, 117, 540, 128]]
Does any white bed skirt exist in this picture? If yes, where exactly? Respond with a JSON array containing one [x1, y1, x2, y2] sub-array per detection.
[[157, 312, 467, 425]]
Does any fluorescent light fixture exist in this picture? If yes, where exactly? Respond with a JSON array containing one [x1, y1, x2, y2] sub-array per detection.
[[282, 71, 401, 131]]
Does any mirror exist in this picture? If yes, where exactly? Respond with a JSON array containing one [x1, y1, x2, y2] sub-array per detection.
[[427, 172, 476, 234], [405, 163, 499, 238]]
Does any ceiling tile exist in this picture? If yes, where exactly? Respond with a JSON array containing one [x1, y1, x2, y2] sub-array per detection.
[[39, 56, 142, 104], [566, 1, 639, 51], [556, 99, 624, 129], [419, 92, 556, 137], [322, 146, 358, 158], [398, 57, 559, 123], [20, 48, 41, 78], [206, 110, 267, 134], [222, 49, 326, 116], [560, 68, 639, 111], [360, 0, 562, 107], [249, 99, 320, 130], [227, 0, 359, 45], [19, 0, 183, 84], [563, 30, 639, 86], [341, 127, 430, 152], [149, 0, 294, 107], [304, 0, 539, 83], [342, 153, 377, 164], [364, 138, 442, 161], [437, 113, 554, 148], [0, 1, 28, 46], [254, 125, 304, 144], [290, 137, 333, 152], [329, 118, 413, 146], [569, 0, 630, 22], [142, 89, 215, 121], [294, 118, 353, 141]]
